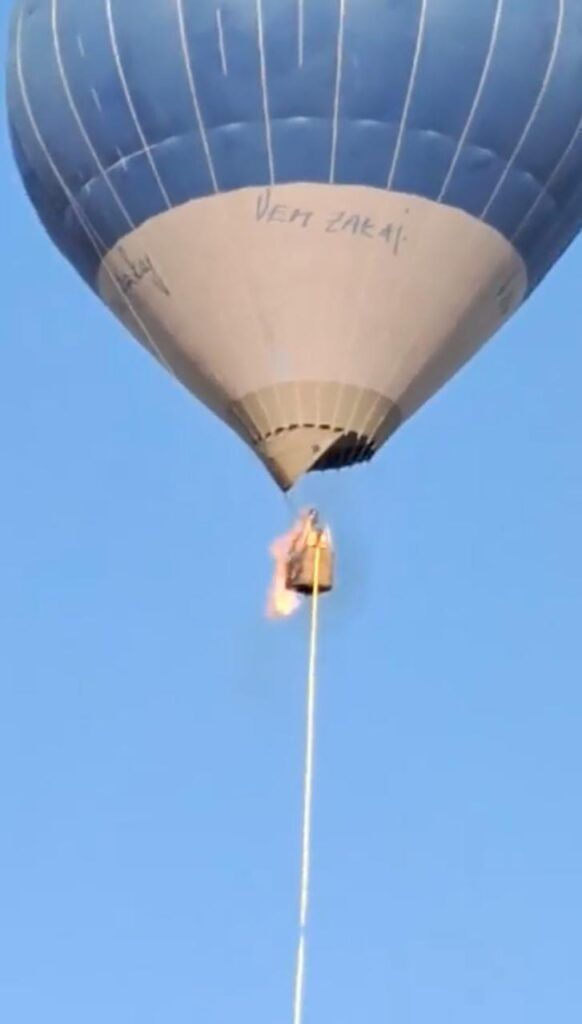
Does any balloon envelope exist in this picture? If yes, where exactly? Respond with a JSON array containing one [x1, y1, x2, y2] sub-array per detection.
[[7, 0, 582, 488]]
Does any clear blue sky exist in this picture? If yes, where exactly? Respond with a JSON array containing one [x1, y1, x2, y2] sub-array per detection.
[[2, 23, 582, 1024]]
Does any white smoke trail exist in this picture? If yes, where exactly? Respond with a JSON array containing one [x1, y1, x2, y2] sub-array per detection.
[[292, 545, 322, 1024], [293, 934, 306, 1024]]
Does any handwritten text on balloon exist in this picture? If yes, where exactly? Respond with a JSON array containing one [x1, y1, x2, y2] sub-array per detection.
[[255, 189, 407, 256]]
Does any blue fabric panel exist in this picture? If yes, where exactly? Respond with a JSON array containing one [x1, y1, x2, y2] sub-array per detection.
[[7, 0, 582, 295], [9, 119, 97, 283], [391, 0, 498, 194], [55, 0, 142, 175]]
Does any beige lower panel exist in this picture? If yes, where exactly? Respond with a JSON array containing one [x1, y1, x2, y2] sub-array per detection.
[[97, 183, 527, 485]]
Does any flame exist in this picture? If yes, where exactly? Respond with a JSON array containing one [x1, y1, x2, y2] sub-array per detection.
[[266, 511, 310, 619]]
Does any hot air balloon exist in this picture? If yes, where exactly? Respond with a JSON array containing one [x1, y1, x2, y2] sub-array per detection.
[[6, 0, 582, 491]]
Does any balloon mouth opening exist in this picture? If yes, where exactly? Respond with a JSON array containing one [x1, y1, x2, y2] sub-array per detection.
[[264, 426, 378, 491], [229, 381, 402, 491], [310, 429, 376, 471]]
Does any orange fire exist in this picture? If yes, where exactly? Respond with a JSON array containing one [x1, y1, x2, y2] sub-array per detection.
[[266, 512, 310, 619]]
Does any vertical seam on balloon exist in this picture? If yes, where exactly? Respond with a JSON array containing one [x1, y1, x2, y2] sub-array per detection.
[[438, 0, 505, 203], [328, 220, 384, 435], [338, 216, 390, 444], [91, 88, 104, 114], [16, 12, 175, 376], [256, 0, 276, 185], [175, 0, 220, 193], [512, 113, 582, 240], [295, 380, 304, 428], [480, 0, 565, 221], [105, 0, 172, 210], [298, 0, 304, 67], [328, 368, 344, 433], [387, 0, 428, 190], [329, 0, 346, 184], [51, 0, 135, 232], [360, 393, 388, 443], [216, 8, 228, 75], [342, 388, 369, 466], [314, 379, 322, 433]]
